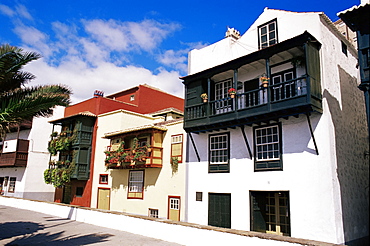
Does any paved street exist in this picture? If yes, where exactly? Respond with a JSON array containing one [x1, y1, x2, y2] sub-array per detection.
[[0, 205, 183, 246]]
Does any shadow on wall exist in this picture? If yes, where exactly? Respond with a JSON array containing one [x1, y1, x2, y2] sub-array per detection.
[[323, 65, 369, 245], [281, 113, 321, 155], [110, 168, 161, 191]]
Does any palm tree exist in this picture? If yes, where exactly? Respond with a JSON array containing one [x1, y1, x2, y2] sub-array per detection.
[[0, 44, 72, 139]]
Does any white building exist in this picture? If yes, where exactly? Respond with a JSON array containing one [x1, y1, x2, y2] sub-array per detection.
[[182, 8, 369, 245], [0, 106, 64, 201]]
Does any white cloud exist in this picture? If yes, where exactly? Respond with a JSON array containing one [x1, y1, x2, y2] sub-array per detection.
[[13, 25, 54, 57], [0, 4, 15, 17], [27, 58, 184, 103], [3, 3, 186, 104], [15, 4, 32, 20]]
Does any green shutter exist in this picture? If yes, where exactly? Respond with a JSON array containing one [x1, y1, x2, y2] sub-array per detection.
[[306, 42, 322, 99]]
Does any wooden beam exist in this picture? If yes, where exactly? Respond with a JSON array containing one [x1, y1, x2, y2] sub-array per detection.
[[306, 113, 319, 155], [189, 132, 201, 162], [240, 125, 253, 159]]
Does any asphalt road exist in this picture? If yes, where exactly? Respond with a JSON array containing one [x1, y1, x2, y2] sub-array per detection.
[[0, 205, 183, 246]]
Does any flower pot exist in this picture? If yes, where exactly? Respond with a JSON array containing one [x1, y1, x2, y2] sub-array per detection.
[[262, 81, 269, 87], [230, 94, 235, 98], [203, 98, 208, 103]]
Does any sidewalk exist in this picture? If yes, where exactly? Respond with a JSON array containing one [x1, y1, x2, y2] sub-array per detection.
[[0, 205, 182, 246]]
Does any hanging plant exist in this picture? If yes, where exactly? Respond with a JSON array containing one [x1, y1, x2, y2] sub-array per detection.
[[171, 156, 179, 174], [44, 169, 52, 184], [44, 156, 76, 188], [48, 130, 76, 155]]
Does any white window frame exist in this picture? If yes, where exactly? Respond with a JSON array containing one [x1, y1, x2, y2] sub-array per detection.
[[259, 20, 277, 49], [128, 170, 144, 193], [170, 198, 180, 210], [149, 208, 159, 218], [214, 79, 233, 114], [255, 125, 280, 161], [210, 134, 229, 165]]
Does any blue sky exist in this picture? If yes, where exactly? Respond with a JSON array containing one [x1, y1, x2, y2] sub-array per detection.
[[0, 0, 359, 103]]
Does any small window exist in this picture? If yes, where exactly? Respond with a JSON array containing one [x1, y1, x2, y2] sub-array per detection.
[[76, 187, 84, 197], [99, 174, 108, 184], [196, 192, 203, 201], [149, 208, 159, 218], [254, 124, 282, 171], [171, 134, 183, 163], [209, 133, 230, 173], [258, 19, 278, 49], [341, 41, 348, 56], [128, 170, 144, 199], [170, 198, 180, 210], [8, 177, 16, 193], [130, 95, 135, 101]]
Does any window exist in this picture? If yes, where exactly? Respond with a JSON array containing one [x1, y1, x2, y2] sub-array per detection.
[[254, 124, 282, 171], [250, 191, 290, 236], [130, 95, 135, 101], [76, 187, 84, 197], [214, 79, 233, 114], [196, 192, 203, 201], [171, 134, 183, 163], [0, 177, 4, 194], [209, 133, 230, 173], [170, 198, 180, 210], [149, 208, 159, 218], [258, 19, 278, 49], [99, 174, 108, 184], [8, 177, 16, 193], [128, 170, 144, 199], [271, 69, 296, 101]]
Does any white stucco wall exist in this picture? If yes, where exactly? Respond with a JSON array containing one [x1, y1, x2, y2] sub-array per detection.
[[0, 106, 64, 201], [185, 7, 368, 245]]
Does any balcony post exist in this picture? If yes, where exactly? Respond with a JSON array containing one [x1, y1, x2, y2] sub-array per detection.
[[207, 77, 211, 116], [234, 68, 238, 111], [265, 58, 271, 110]]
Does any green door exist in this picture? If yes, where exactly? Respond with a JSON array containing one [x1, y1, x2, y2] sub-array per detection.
[[208, 193, 231, 228]]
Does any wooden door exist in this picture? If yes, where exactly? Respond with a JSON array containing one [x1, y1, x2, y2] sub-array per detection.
[[97, 188, 110, 210], [168, 196, 180, 221], [208, 193, 231, 228]]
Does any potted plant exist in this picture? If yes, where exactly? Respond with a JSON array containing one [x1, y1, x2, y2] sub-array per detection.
[[228, 88, 237, 98], [260, 76, 269, 88], [200, 93, 208, 102]]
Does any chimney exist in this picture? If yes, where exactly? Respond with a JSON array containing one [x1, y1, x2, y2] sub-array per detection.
[[93, 90, 104, 98], [225, 27, 241, 40]]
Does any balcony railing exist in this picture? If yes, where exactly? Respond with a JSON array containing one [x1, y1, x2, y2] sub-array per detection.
[[0, 139, 29, 167], [185, 76, 321, 131], [0, 152, 28, 167], [105, 146, 163, 169]]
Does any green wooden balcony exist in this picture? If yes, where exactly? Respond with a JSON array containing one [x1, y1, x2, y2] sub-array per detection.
[[185, 75, 321, 132], [182, 32, 323, 133]]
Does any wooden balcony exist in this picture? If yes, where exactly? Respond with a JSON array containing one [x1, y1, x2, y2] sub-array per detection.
[[182, 32, 323, 133], [185, 76, 321, 132], [0, 139, 29, 167], [105, 146, 163, 169]]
